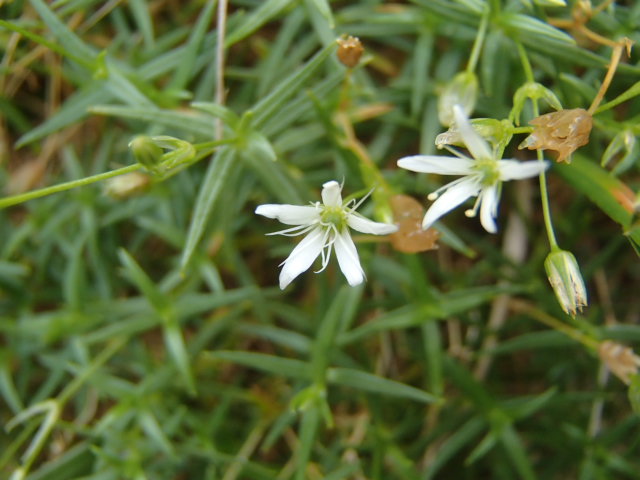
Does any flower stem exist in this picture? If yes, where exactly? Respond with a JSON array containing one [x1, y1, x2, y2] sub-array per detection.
[[517, 42, 559, 249], [0, 163, 143, 209], [467, 7, 489, 74]]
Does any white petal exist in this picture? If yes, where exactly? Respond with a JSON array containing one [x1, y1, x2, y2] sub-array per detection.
[[498, 160, 549, 181], [279, 228, 325, 289], [422, 177, 480, 229], [479, 185, 499, 234], [321, 181, 342, 207], [256, 204, 319, 225], [397, 155, 474, 175], [453, 104, 492, 161], [334, 230, 365, 286], [347, 214, 398, 235]]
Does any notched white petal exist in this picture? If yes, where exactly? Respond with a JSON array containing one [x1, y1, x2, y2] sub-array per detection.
[[334, 230, 364, 286], [347, 214, 397, 235], [422, 177, 480, 230], [479, 185, 499, 234], [498, 160, 549, 181], [321, 180, 342, 207], [453, 104, 492, 161], [397, 155, 474, 175], [279, 228, 325, 289], [256, 204, 319, 225]]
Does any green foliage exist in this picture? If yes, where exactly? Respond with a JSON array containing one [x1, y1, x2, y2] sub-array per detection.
[[1, 1, 640, 479]]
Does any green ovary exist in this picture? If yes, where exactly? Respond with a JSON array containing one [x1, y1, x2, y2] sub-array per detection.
[[321, 206, 347, 231], [473, 158, 500, 187]]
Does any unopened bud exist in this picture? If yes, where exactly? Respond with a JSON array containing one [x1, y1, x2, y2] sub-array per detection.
[[438, 71, 478, 127], [436, 118, 512, 152], [602, 129, 636, 173], [510, 82, 562, 126], [129, 136, 163, 171], [544, 249, 587, 317], [336, 35, 364, 68]]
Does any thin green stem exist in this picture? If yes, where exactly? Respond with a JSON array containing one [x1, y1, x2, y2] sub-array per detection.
[[467, 8, 490, 74], [517, 42, 559, 249], [0, 164, 143, 210]]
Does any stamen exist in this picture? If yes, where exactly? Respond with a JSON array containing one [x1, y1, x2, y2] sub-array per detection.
[[267, 223, 317, 237], [427, 176, 470, 203], [464, 194, 482, 218]]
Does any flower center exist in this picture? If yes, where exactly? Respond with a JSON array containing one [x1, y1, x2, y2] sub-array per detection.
[[321, 206, 347, 231], [473, 158, 500, 187]]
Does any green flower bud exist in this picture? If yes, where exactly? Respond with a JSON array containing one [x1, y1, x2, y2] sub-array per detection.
[[602, 129, 636, 174], [438, 71, 478, 127], [436, 118, 513, 153], [510, 82, 562, 126], [544, 249, 587, 317], [129, 136, 163, 171]]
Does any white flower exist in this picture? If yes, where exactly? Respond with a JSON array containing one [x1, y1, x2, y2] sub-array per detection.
[[398, 105, 549, 233], [256, 181, 398, 289]]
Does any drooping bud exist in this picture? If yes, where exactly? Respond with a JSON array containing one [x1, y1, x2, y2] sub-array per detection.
[[437, 71, 478, 127], [544, 249, 588, 317], [519, 108, 592, 163], [601, 129, 636, 173], [336, 35, 364, 68], [129, 136, 163, 171], [510, 82, 562, 126]]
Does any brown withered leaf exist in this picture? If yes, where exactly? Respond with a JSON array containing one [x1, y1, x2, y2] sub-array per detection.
[[389, 194, 439, 253], [520, 108, 593, 163]]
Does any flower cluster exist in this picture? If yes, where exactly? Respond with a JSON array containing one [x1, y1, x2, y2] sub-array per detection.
[[257, 105, 586, 319]]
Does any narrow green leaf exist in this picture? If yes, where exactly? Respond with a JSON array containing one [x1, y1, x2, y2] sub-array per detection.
[[500, 13, 575, 45], [327, 367, 440, 404], [28, 0, 96, 66], [596, 80, 640, 114], [423, 417, 486, 480], [169, 0, 217, 90], [89, 104, 213, 137], [499, 426, 536, 480], [295, 407, 320, 480], [163, 322, 196, 395], [118, 249, 169, 314], [225, 0, 295, 48], [211, 351, 312, 380], [24, 442, 94, 480], [302, 0, 335, 45], [128, 0, 155, 49], [555, 155, 634, 228], [253, 42, 337, 128], [0, 19, 92, 70], [17, 85, 107, 147], [180, 146, 237, 271]]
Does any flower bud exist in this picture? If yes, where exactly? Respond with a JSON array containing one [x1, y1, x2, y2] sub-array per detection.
[[510, 82, 562, 126], [435, 118, 512, 153], [437, 71, 478, 127], [129, 136, 163, 171], [544, 249, 587, 317], [602, 129, 636, 173]]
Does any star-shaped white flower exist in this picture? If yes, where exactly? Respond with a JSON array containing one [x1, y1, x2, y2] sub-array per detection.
[[256, 181, 398, 289], [398, 105, 549, 233]]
